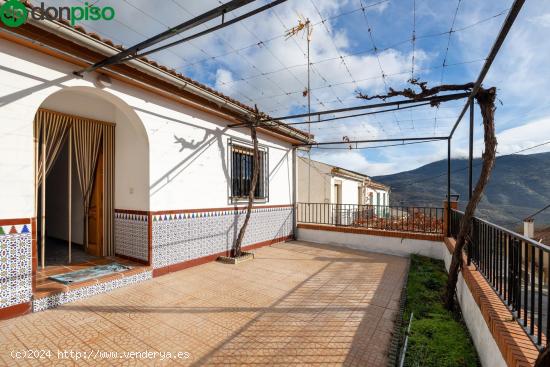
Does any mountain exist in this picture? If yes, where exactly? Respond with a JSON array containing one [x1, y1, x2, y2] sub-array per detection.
[[373, 152, 550, 229]]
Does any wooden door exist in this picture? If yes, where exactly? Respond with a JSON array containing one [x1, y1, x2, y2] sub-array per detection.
[[87, 144, 103, 257]]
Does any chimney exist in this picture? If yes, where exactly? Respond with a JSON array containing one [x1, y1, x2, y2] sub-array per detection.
[[523, 218, 534, 239]]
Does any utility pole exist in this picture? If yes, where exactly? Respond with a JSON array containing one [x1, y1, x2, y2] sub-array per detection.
[[286, 17, 313, 202], [306, 20, 312, 203]]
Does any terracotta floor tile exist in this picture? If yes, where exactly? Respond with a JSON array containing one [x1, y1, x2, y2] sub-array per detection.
[[2, 241, 407, 366]]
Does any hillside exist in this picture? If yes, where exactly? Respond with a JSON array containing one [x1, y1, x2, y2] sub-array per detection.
[[374, 152, 550, 228]]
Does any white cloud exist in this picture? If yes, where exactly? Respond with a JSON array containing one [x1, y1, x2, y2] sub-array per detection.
[[214, 69, 233, 91], [40, 0, 550, 176], [530, 13, 550, 27], [453, 117, 550, 158], [310, 150, 370, 172], [493, 118, 550, 155]]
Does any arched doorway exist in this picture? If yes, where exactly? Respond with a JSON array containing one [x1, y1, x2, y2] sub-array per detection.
[[34, 87, 149, 269]]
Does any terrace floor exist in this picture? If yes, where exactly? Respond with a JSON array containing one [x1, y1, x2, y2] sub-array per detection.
[[0, 241, 408, 366]]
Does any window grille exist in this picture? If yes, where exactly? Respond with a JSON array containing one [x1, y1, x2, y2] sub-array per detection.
[[230, 143, 268, 201]]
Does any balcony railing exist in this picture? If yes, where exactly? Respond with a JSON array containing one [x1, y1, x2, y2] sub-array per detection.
[[450, 209, 549, 348], [297, 203, 444, 234]]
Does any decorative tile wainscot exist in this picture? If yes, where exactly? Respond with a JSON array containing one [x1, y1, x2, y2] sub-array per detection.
[[152, 205, 293, 269], [114, 210, 149, 263], [0, 222, 32, 310]]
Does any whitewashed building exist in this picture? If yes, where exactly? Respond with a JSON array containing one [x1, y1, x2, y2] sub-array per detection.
[[0, 13, 313, 317], [297, 157, 390, 207]]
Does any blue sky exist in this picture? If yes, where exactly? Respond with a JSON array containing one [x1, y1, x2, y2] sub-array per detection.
[[41, 0, 550, 175]]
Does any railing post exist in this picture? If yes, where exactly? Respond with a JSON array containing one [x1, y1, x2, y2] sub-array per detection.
[[443, 198, 458, 237], [447, 138, 451, 237], [468, 98, 474, 200], [467, 218, 473, 266]]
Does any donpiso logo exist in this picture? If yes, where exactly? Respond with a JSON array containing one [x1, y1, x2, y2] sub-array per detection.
[[0, 0, 115, 28], [0, 0, 27, 27]]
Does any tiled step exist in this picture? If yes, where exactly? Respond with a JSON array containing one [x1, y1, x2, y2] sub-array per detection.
[[32, 263, 152, 312]]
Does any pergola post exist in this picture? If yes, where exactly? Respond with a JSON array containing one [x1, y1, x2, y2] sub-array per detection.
[[447, 137, 451, 237], [468, 99, 474, 199]]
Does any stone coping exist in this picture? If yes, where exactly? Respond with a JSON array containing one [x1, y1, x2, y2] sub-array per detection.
[[297, 223, 444, 242]]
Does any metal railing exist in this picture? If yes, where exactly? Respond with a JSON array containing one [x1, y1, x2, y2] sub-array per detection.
[[297, 203, 444, 234], [450, 209, 549, 348]]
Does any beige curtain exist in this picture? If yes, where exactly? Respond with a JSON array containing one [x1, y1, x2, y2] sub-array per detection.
[[72, 120, 103, 250], [72, 116, 115, 256], [35, 109, 115, 258], [34, 109, 72, 268], [34, 109, 72, 187], [103, 124, 115, 256]]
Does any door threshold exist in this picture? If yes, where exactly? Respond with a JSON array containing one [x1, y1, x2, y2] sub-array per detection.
[[32, 257, 152, 312]]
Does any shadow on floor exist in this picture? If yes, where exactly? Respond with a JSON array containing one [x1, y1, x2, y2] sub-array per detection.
[[15, 241, 407, 366]]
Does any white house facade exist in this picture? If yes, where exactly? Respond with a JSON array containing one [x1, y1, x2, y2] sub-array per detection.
[[297, 157, 390, 206], [0, 14, 312, 317]]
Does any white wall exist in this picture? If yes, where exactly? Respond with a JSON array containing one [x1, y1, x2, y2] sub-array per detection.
[[365, 186, 389, 206], [297, 227, 446, 259], [142, 92, 294, 209], [0, 37, 294, 220], [296, 157, 331, 204], [442, 246, 507, 367], [337, 177, 361, 205], [330, 176, 361, 205], [40, 89, 150, 211], [297, 158, 364, 206]]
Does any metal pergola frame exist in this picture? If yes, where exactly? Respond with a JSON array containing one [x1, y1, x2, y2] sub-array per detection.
[[74, 0, 287, 75], [268, 0, 525, 236], [72, 0, 525, 239]]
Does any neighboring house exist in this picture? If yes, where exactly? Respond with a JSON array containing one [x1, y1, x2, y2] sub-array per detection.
[[0, 14, 313, 317], [297, 157, 390, 223]]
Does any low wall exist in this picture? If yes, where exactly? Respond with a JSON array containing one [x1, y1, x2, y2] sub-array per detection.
[[296, 225, 446, 260], [443, 238, 539, 367], [442, 242, 507, 367]]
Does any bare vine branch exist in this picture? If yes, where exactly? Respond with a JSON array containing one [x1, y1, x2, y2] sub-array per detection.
[[444, 86, 497, 309], [232, 106, 261, 258], [357, 79, 475, 106]]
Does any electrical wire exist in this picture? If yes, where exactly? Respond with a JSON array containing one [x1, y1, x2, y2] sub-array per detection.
[[312, 138, 443, 150]]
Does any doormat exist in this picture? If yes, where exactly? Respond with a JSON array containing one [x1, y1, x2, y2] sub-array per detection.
[[49, 263, 131, 284]]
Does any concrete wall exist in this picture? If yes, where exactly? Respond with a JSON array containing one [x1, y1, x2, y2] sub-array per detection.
[[297, 157, 331, 204], [296, 227, 446, 259], [442, 249, 506, 367]]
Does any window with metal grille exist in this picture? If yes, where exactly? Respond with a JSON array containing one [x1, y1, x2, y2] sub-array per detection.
[[230, 144, 268, 200]]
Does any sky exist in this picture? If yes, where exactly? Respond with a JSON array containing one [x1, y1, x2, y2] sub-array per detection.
[[40, 0, 550, 175]]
